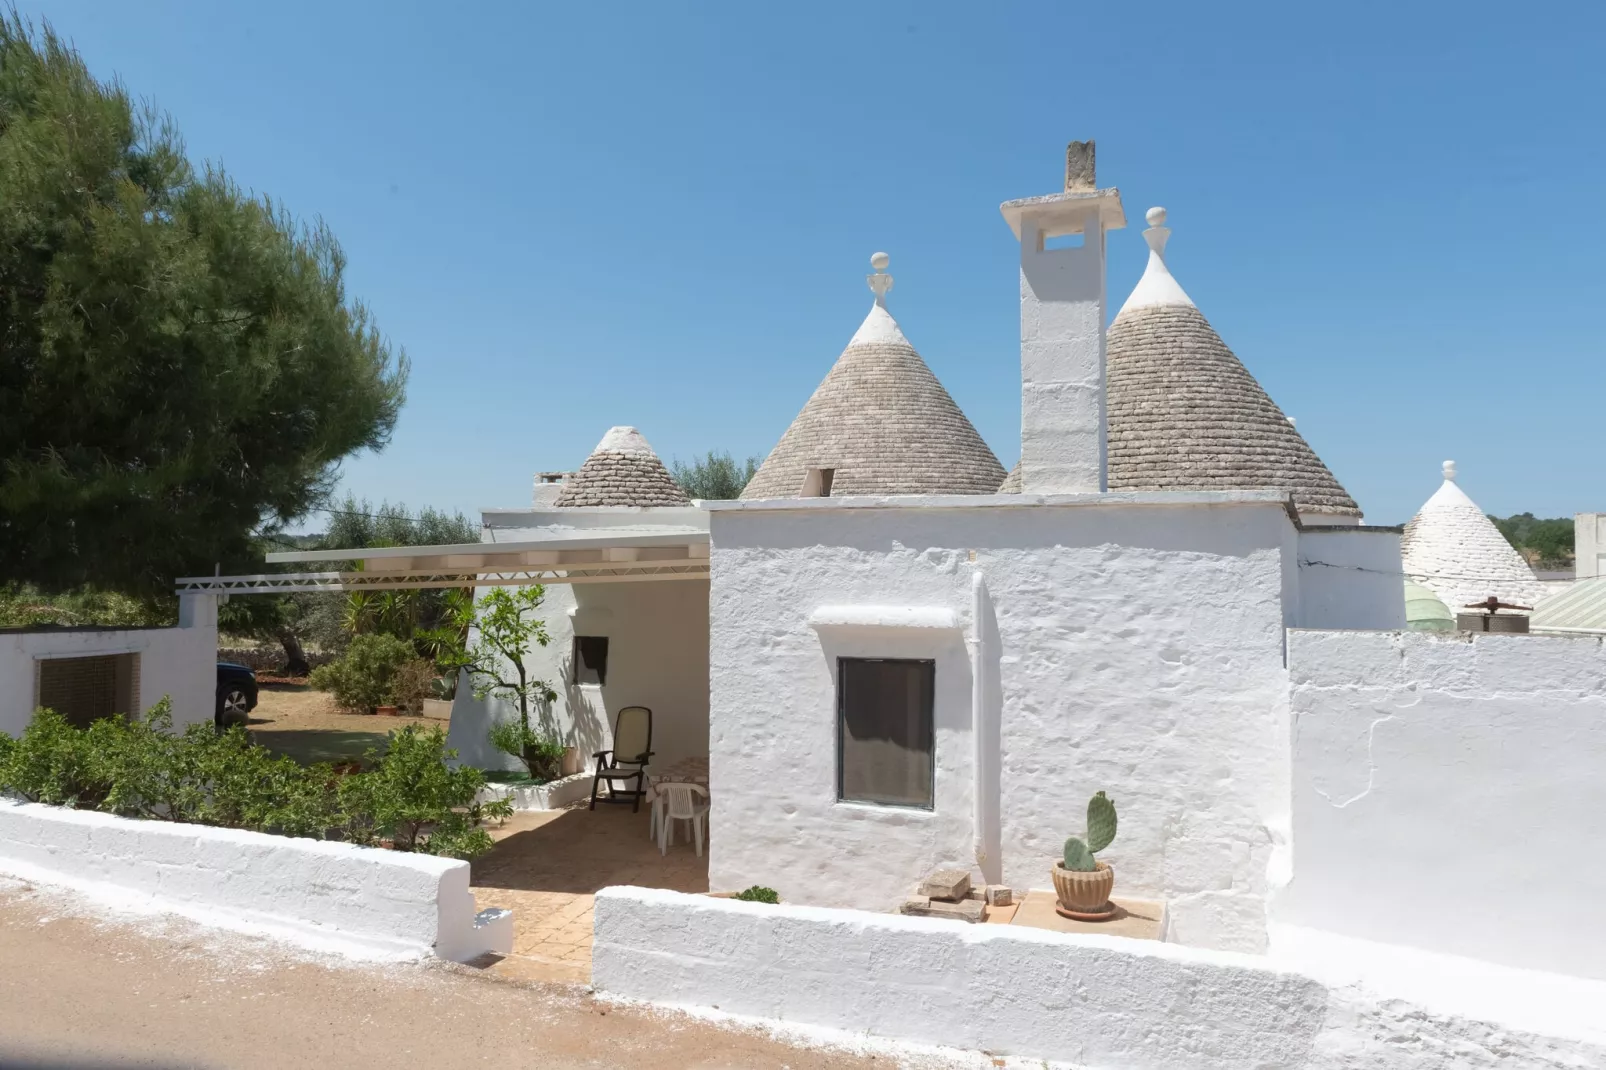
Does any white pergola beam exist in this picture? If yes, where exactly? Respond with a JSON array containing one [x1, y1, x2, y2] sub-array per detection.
[[175, 564, 709, 595]]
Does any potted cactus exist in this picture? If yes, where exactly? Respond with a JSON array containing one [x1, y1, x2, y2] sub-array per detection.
[[1051, 791, 1118, 919]]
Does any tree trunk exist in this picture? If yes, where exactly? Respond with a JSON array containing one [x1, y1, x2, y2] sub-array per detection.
[[278, 629, 311, 677]]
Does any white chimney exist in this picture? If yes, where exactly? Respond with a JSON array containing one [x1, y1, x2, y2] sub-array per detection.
[[1000, 140, 1126, 494]]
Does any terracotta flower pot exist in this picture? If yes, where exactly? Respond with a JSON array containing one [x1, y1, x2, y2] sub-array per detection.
[[375, 705, 399, 716], [1052, 860, 1115, 914]]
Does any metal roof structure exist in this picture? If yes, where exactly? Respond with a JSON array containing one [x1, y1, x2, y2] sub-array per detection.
[[1530, 577, 1606, 637], [175, 515, 710, 594]]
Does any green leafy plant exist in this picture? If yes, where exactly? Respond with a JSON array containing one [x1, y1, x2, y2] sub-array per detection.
[[0, 706, 111, 807], [669, 451, 761, 500], [337, 724, 511, 857], [0, 16, 406, 599], [433, 587, 561, 778], [486, 722, 564, 782], [1062, 791, 1117, 872], [309, 632, 418, 713], [0, 706, 507, 861], [734, 885, 780, 904]]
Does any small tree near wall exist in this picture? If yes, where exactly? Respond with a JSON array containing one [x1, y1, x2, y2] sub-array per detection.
[[437, 587, 562, 779]]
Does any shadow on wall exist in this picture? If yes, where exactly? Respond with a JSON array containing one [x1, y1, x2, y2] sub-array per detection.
[[559, 648, 608, 764]]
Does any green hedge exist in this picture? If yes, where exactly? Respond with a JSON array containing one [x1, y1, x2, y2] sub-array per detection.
[[0, 701, 511, 859]]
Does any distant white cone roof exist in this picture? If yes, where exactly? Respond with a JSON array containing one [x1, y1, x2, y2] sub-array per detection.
[[553, 426, 690, 507], [1401, 461, 1546, 609], [743, 255, 1005, 499], [1009, 207, 1362, 517]]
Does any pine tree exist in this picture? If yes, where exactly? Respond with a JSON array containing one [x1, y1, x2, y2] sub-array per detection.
[[0, 16, 407, 596]]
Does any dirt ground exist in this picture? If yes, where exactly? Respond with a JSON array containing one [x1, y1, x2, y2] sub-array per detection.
[[0, 879, 977, 1070], [247, 684, 441, 766]]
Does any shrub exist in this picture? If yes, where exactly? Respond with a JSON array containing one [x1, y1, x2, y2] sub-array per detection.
[[1, 705, 111, 807], [734, 885, 780, 904], [0, 706, 506, 860], [391, 658, 438, 716], [487, 720, 564, 781], [309, 632, 417, 713], [338, 724, 511, 857]]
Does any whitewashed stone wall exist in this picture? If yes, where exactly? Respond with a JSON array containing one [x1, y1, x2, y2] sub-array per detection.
[[706, 493, 1299, 952], [1294, 528, 1406, 631], [448, 577, 709, 775], [594, 886, 1606, 1069], [0, 799, 511, 962], [1280, 629, 1606, 981], [0, 594, 218, 737]]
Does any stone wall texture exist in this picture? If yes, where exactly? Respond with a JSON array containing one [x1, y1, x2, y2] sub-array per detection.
[[1281, 629, 1606, 981], [594, 886, 1606, 1069]]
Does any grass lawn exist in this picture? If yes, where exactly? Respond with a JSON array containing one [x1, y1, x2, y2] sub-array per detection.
[[248, 683, 445, 767]]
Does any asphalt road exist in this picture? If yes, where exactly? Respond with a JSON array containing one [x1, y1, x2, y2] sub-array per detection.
[[0, 879, 961, 1070]]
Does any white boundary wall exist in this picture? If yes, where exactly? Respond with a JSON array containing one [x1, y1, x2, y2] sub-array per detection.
[[1, 594, 218, 737], [0, 799, 512, 962], [1294, 528, 1406, 631], [594, 887, 1606, 1069], [1281, 629, 1606, 981]]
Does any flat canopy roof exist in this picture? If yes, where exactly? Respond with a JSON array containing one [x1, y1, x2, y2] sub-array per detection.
[[177, 517, 710, 594]]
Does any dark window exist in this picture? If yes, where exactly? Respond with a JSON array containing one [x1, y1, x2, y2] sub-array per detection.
[[837, 657, 934, 808], [573, 636, 609, 686], [36, 654, 139, 728]]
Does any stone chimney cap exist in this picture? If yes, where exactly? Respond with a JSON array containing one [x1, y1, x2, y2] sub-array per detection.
[[1065, 140, 1096, 192]]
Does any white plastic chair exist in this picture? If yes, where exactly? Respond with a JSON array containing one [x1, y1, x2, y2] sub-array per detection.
[[658, 782, 710, 857], [648, 787, 665, 843]]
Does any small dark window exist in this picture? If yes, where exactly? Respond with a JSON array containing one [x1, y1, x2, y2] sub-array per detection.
[[36, 653, 139, 728], [837, 657, 934, 808], [573, 636, 609, 686]]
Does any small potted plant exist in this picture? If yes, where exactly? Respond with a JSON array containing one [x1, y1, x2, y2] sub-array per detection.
[[1052, 791, 1117, 920]]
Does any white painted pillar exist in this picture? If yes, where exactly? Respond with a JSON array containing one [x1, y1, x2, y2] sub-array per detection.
[[970, 569, 1001, 885], [1578, 513, 1604, 579], [1001, 141, 1126, 495], [178, 591, 218, 631]]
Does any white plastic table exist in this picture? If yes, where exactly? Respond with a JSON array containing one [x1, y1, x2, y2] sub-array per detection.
[[646, 755, 709, 799]]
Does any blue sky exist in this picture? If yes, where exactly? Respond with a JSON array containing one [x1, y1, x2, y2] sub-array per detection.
[[29, 1, 1605, 528]]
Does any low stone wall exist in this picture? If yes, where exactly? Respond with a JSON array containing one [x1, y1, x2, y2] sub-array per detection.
[[593, 886, 1606, 1069], [474, 771, 593, 811], [0, 798, 512, 962], [1284, 629, 1606, 981]]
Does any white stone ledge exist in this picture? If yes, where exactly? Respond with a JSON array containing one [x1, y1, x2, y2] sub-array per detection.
[[475, 770, 593, 811], [807, 605, 959, 631], [593, 886, 1606, 1069], [701, 489, 1294, 513], [0, 798, 512, 963]]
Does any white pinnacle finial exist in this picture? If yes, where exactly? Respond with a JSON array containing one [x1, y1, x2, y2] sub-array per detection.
[[1117, 206, 1193, 314], [1443, 460, 1457, 482], [867, 252, 893, 306], [1143, 206, 1170, 257]]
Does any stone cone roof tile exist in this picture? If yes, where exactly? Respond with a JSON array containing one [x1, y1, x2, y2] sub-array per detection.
[[553, 426, 690, 508], [1401, 463, 1546, 609], [1102, 303, 1360, 516], [742, 303, 1005, 499], [1000, 208, 1360, 517]]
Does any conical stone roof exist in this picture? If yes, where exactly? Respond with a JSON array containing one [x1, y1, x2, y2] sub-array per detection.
[[1401, 461, 1546, 609], [553, 426, 690, 508], [742, 257, 1005, 499], [1000, 208, 1361, 519]]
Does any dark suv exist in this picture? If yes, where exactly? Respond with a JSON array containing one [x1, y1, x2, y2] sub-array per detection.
[[215, 663, 259, 727]]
